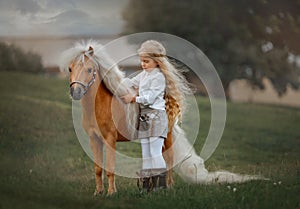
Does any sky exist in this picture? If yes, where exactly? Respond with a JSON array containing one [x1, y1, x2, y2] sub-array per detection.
[[0, 0, 128, 37]]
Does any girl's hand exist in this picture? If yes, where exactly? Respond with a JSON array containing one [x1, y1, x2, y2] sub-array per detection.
[[121, 93, 135, 104]]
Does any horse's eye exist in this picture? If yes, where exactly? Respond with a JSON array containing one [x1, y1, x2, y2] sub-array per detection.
[[68, 67, 72, 72], [87, 68, 92, 74]]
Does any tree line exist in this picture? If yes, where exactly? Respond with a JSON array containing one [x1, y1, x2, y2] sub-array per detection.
[[0, 42, 43, 74], [122, 0, 300, 97]]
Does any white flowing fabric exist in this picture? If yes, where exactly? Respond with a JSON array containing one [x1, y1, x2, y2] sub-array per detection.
[[172, 124, 268, 184]]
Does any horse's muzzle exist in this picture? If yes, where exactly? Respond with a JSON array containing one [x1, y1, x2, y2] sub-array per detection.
[[70, 86, 84, 100]]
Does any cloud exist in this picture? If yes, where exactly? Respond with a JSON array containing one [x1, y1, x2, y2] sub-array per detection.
[[38, 9, 124, 36], [50, 9, 91, 24], [0, 0, 128, 36], [14, 0, 42, 14], [37, 0, 75, 11], [0, 0, 42, 14]]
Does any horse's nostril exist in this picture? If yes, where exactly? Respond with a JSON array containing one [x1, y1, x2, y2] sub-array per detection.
[[71, 86, 81, 95], [77, 87, 81, 94]]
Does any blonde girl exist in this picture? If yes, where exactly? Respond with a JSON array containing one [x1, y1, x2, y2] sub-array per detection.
[[121, 40, 191, 191]]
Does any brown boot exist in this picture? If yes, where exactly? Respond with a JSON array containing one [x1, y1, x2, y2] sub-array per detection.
[[150, 168, 167, 191], [136, 169, 153, 193]]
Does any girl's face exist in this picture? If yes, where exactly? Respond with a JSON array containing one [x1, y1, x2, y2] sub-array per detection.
[[140, 56, 158, 71]]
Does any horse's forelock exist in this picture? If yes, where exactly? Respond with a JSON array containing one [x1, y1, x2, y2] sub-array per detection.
[[60, 40, 103, 72]]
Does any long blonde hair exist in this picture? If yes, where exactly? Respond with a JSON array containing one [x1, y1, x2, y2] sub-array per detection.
[[138, 40, 192, 129]]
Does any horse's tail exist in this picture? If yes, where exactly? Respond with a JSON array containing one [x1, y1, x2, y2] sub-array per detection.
[[172, 123, 268, 184]]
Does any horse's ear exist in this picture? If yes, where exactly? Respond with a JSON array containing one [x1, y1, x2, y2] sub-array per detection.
[[88, 46, 94, 56]]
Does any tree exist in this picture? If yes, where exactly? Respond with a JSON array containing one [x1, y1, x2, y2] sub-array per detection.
[[0, 42, 44, 74], [122, 0, 300, 98]]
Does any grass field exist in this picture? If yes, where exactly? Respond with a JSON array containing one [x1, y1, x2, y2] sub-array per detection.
[[0, 71, 299, 209]]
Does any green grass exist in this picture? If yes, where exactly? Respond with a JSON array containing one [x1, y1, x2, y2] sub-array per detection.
[[0, 71, 299, 209]]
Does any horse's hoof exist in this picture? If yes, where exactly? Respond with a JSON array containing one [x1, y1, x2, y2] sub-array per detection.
[[167, 179, 175, 188], [94, 188, 104, 197], [106, 189, 117, 196]]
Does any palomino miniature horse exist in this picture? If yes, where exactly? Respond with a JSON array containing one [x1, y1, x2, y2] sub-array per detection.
[[62, 42, 174, 195]]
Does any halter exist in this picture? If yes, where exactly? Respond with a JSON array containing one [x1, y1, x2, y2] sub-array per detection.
[[69, 69, 97, 95]]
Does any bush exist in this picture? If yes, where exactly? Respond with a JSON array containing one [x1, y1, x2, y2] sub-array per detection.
[[0, 42, 44, 74]]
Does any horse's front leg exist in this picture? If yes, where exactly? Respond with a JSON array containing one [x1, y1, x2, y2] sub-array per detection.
[[89, 135, 104, 195], [163, 131, 174, 187], [104, 134, 117, 195]]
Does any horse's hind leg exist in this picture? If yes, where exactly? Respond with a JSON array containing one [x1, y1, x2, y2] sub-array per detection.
[[90, 136, 104, 195], [163, 131, 174, 187]]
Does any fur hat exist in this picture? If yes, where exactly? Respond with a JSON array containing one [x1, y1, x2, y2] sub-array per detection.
[[138, 40, 166, 56]]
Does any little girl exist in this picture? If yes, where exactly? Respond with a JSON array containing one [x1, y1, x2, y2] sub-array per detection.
[[121, 40, 191, 191]]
